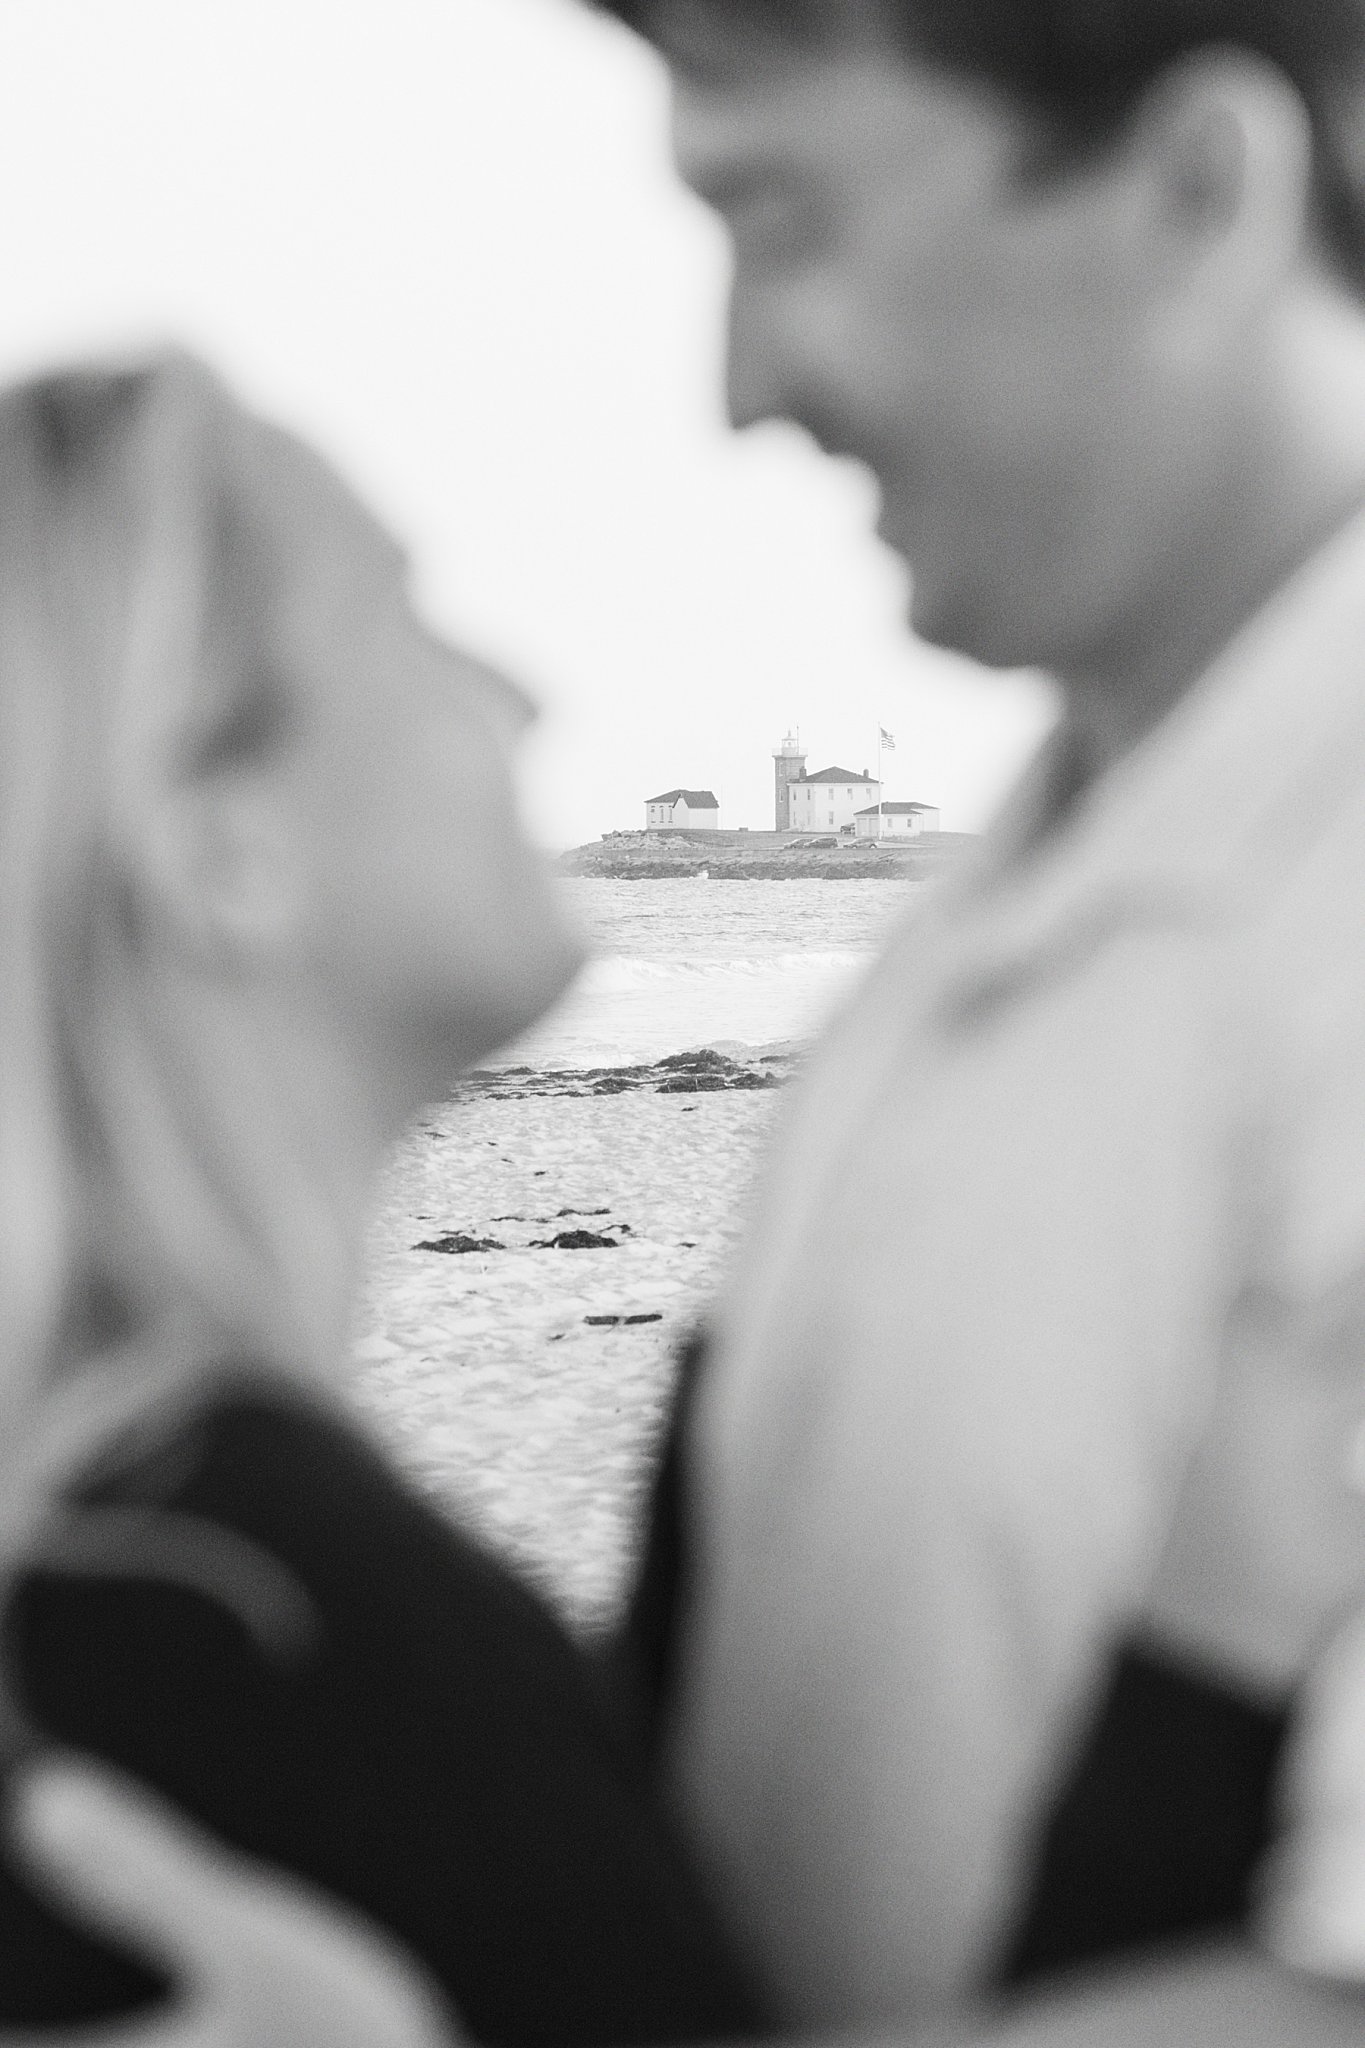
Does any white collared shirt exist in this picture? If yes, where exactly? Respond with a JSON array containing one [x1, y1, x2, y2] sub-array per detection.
[[669, 508, 1365, 2028]]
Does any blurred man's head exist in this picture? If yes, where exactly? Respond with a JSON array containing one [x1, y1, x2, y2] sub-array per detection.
[[597, 0, 1365, 684]]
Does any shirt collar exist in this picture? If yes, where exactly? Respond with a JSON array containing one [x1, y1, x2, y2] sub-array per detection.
[[926, 503, 1365, 1013]]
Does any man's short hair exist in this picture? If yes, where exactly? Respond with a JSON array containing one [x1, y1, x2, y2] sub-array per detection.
[[598, 0, 1365, 282]]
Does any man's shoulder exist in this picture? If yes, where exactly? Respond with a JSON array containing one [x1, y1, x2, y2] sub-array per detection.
[[1240, 769, 1365, 1024]]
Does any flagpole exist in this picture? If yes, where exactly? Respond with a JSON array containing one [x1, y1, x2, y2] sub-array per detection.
[[876, 725, 883, 840]]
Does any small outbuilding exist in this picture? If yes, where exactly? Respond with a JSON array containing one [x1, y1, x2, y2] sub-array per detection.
[[854, 801, 942, 840], [646, 788, 720, 831]]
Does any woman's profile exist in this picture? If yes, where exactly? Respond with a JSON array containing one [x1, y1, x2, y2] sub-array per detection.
[[0, 353, 761, 2044]]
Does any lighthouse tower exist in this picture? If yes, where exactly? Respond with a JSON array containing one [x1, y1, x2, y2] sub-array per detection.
[[773, 731, 807, 830]]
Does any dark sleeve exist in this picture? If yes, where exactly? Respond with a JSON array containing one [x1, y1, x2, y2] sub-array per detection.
[[997, 1639, 1292, 1988], [0, 1381, 764, 2046], [609, 1331, 707, 1762]]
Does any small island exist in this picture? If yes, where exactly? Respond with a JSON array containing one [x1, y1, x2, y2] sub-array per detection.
[[557, 828, 975, 881], [564, 731, 975, 877]]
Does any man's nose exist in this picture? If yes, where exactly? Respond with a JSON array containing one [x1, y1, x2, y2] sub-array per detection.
[[725, 273, 845, 456]]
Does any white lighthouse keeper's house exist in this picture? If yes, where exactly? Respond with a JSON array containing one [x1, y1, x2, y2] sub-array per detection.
[[786, 767, 881, 834], [645, 789, 721, 831]]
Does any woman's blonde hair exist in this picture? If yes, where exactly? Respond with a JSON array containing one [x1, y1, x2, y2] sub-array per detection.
[[0, 351, 366, 1464]]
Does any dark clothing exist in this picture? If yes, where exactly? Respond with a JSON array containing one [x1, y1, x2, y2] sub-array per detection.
[[605, 1334, 708, 1768], [0, 1374, 763, 2044], [0, 1343, 1292, 2034], [999, 1641, 1290, 1985]]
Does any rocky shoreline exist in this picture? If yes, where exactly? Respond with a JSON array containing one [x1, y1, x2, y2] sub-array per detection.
[[408, 1051, 792, 1262], [458, 1046, 793, 1101], [558, 830, 974, 882]]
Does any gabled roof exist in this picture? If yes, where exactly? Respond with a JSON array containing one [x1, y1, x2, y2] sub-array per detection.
[[855, 801, 935, 816], [647, 788, 720, 808], [795, 766, 878, 785]]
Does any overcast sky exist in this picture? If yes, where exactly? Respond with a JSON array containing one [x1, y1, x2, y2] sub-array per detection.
[[0, 0, 1055, 845]]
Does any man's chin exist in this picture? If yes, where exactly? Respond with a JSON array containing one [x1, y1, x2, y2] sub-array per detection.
[[907, 574, 1025, 672]]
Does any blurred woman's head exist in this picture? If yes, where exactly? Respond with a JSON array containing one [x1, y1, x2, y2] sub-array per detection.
[[0, 353, 580, 1434]]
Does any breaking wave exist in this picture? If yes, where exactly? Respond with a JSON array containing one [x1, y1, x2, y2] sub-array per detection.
[[584, 952, 864, 989], [504, 950, 874, 1071], [493, 875, 912, 1071]]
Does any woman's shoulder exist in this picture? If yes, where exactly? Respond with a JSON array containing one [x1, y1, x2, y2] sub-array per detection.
[[28, 1368, 531, 1642], [12, 1363, 578, 1703], [67, 1364, 373, 1507], [5, 1375, 375, 1700]]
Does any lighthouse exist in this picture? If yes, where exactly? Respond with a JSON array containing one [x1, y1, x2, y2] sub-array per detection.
[[773, 730, 806, 830]]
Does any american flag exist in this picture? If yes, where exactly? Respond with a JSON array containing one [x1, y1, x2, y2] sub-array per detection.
[[880, 727, 896, 749]]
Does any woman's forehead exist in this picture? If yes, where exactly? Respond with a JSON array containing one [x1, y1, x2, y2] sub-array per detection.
[[229, 410, 540, 723], [238, 414, 407, 589], [421, 625, 540, 729]]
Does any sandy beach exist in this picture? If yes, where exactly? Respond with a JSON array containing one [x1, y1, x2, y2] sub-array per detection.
[[348, 1054, 787, 1635], [344, 875, 919, 1637]]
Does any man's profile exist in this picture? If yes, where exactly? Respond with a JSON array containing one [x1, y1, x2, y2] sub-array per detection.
[[588, 0, 1365, 2035]]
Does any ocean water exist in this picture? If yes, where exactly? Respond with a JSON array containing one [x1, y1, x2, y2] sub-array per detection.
[[503, 876, 919, 1070]]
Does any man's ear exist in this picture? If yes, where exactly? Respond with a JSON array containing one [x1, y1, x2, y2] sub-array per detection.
[[132, 770, 303, 966], [1128, 46, 1316, 314]]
